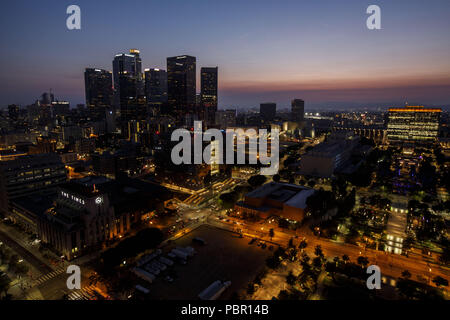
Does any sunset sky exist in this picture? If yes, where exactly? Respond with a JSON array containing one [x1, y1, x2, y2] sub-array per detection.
[[1, 0, 450, 109]]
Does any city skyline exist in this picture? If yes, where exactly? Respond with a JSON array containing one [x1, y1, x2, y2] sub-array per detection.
[[1, 0, 450, 109]]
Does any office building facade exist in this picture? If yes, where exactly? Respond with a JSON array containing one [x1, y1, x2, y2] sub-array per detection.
[[201, 67, 218, 125], [144, 68, 168, 106], [0, 154, 67, 215], [387, 106, 441, 143], [260, 103, 276, 121], [291, 99, 305, 122], [167, 55, 196, 120], [84, 68, 113, 119]]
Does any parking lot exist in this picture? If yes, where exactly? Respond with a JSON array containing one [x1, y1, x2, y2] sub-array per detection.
[[138, 225, 273, 300]]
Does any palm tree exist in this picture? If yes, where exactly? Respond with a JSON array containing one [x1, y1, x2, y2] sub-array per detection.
[[314, 245, 324, 258], [286, 271, 297, 285], [298, 239, 308, 252], [401, 270, 412, 279], [333, 256, 341, 266], [357, 256, 369, 269], [342, 254, 350, 264]]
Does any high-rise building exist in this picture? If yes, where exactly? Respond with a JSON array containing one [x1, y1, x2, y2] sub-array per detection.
[[387, 106, 441, 143], [260, 103, 276, 121], [201, 67, 218, 124], [51, 101, 70, 117], [84, 68, 113, 119], [167, 55, 196, 120], [112, 49, 143, 108], [291, 99, 305, 122], [144, 68, 168, 105]]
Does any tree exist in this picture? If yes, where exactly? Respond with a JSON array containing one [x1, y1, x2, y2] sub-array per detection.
[[0, 274, 11, 298], [432, 276, 449, 288], [298, 239, 308, 252], [269, 228, 275, 241], [312, 256, 323, 269], [286, 271, 297, 286], [266, 255, 281, 269], [306, 190, 336, 218], [288, 237, 294, 248], [248, 175, 267, 188], [14, 263, 29, 278], [247, 282, 256, 295], [314, 245, 324, 258], [342, 254, 350, 264], [218, 191, 239, 209], [401, 270, 412, 280], [357, 256, 369, 269], [288, 248, 298, 262]]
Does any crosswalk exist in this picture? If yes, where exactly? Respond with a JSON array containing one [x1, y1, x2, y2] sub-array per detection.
[[33, 266, 67, 286], [183, 178, 235, 206], [67, 285, 99, 300]]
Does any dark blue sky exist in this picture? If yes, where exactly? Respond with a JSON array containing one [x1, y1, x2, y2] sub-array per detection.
[[1, 0, 450, 109]]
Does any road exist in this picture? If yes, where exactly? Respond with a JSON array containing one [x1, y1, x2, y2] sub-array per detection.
[[0, 229, 52, 274], [206, 215, 450, 288]]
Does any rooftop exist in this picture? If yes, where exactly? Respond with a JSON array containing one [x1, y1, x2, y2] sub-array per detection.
[[246, 182, 314, 210]]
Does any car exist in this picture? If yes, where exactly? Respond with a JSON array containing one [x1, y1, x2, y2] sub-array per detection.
[[261, 243, 267, 249], [257, 241, 263, 247]]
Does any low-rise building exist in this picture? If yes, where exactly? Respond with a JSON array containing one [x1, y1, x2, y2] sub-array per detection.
[[297, 132, 360, 178], [235, 182, 315, 222], [0, 154, 66, 215]]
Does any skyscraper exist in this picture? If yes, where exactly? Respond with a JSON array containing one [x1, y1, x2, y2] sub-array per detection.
[[291, 99, 305, 122], [167, 55, 196, 121], [113, 50, 146, 136], [201, 67, 218, 125], [145, 68, 168, 104], [387, 105, 441, 143], [84, 68, 113, 119], [112, 49, 143, 108], [8, 104, 20, 121], [260, 103, 276, 121]]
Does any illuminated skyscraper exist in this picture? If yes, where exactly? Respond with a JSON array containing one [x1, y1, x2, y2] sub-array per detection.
[[167, 55, 196, 120], [144, 68, 168, 104], [84, 68, 113, 119], [112, 49, 143, 107], [387, 105, 441, 143], [201, 67, 218, 125]]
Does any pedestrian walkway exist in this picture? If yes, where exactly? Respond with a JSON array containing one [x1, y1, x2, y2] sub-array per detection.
[[33, 266, 66, 286], [67, 285, 98, 300]]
